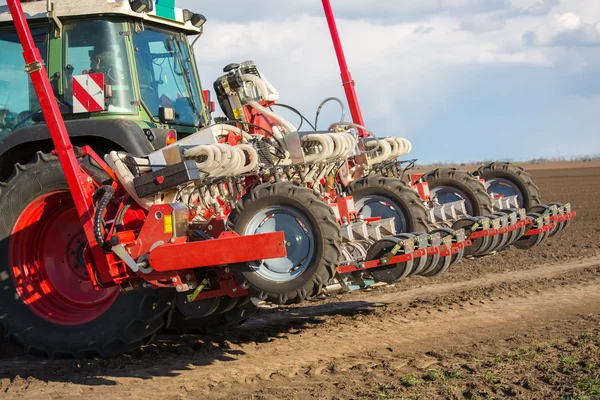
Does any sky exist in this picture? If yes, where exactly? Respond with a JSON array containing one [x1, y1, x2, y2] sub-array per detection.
[[183, 0, 600, 163], [2, 0, 599, 162]]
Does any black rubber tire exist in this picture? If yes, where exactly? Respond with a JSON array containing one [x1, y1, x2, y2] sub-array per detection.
[[0, 152, 174, 358], [490, 212, 512, 251], [367, 235, 414, 283], [347, 175, 430, 233], [166, 302, 259, 335], [451, 217, 490, 257], [228, 182, 342, 305], [514, 212, 545, 250], [476, 162, 541, 210], [420, 228, 454, 277], [408, 231, 428, 276], [422, 168, 493, 217]]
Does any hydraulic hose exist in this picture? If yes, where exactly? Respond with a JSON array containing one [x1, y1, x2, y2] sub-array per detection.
[[93, 185, 115, 249]]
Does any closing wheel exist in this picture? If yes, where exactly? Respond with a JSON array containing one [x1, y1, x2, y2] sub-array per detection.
[[167, 300, 259, 335], [452, 216, 490, 257], [366, 237, 414, 284], [489, 212, 512, 251], [418, 250, 440, 277], [228, 183, 342, 305], [175, 293, 221, 319], [422, 168, 493, 216], [547, 202, 567, 237], [513, 212, 545, 250], [406, 232, 428, 276], [476, 214, 504, 255], [0, 152, 173, 358], [499, 208, 524, 246], [476, 162, 541, 210], [420, 228, 454, 277], [529, 204, 560, 238], [347, 175, 430, 234]]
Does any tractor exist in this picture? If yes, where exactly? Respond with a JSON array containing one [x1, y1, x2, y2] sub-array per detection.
[[0, 0, 575, 358]]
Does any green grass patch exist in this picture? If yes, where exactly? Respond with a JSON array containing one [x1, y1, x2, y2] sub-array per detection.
[[400, 374, 420, 388], [576, 375, 600, 397]]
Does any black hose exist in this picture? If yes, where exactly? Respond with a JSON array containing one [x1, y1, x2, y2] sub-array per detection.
[[93, 185, 115, 249], [270, 103, 317, 131]]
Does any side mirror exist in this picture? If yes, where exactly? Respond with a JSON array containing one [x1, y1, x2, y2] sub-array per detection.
[[158, 106, 175, 123]]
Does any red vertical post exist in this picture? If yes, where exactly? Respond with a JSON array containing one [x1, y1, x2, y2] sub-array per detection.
[[6, 1, 107, 267], [321, 0, 367, 137]]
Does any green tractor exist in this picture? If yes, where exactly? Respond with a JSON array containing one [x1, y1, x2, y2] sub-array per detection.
[[0, 0, 211, 179]]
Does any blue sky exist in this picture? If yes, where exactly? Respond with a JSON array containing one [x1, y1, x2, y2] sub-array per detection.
[[184, 0, 600, 163]]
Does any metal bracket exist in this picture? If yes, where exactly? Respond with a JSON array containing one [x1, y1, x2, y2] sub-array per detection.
[[47, 1, 63, 38], [24, 61, 44, 74]]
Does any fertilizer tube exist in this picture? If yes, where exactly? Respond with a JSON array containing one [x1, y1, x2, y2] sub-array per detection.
[[384, 137, 400, 158], [106, 152, 153, 210], [248, 100, 297, 134], [240, 73, 280, 102], [237, 144, 259, 174], [303, 133, 333, 162]]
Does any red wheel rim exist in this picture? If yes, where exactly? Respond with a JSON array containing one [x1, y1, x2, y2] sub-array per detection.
[[9, 191, 118, 325]]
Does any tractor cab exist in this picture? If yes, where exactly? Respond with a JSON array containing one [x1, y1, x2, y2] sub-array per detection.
[[0, 0, 210, 142]]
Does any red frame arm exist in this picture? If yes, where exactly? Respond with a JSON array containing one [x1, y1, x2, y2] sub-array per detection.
[[322, 0, 367, 137], [7, 0, 109, 270]]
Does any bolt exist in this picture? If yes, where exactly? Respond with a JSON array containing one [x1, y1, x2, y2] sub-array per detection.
[[224, 267, 230, 273], [232, 288, 238, 293], [185, 274, 192, 281], [286, 241, 292, 247], [171, 277, 178, 283], [380, 258, 388, 265], [170, 238, 176, 243], [207, 225, 213, 230], [176, 285, 183, 292], [358, 262, 365, 269]]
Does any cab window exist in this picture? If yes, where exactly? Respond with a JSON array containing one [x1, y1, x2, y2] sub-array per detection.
[[62, 20, 135, 114], [0, 26, 48, 137]]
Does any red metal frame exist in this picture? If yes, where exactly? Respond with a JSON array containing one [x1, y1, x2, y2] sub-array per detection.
[[149, 231, 287, 272], [322, 0, 367, 137], [7, 0, 109, 273]]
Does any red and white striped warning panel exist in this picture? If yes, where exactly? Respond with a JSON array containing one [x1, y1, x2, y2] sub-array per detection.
[[72, 73, 105, 113]]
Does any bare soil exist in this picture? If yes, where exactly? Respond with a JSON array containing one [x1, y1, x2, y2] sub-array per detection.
[[1, 166, 599, 400]]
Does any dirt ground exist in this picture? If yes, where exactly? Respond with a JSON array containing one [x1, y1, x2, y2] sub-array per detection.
[[1, 162, 599, 400]]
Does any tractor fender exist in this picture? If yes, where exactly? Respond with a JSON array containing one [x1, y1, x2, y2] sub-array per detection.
[[0, 119, 154, 156], [0, 119, 155, 180]]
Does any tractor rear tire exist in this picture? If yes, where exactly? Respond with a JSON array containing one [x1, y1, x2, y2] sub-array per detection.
[[476, 162, 541, 210], [0, 152, 173, 358], [422, 168, 493, 217], [228, 182, 342, 305], [347, 175, 430, 233]]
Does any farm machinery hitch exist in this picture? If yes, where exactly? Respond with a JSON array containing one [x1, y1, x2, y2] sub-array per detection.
[[3, 0, 576, 358]]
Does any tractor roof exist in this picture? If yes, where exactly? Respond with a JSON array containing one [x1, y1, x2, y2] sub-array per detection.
[[0, 0, 205, 34]]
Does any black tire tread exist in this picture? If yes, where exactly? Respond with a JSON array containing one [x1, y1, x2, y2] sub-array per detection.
[[228, 182, 342, 305], [0, 151, 174, 359], [476, 162, 541, 210], [422, 168, 494, 216], [347, 175, 430, 233]]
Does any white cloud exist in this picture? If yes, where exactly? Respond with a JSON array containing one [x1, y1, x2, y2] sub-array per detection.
[[524, 12, 600, 47], [189, 1, 600, 161]]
